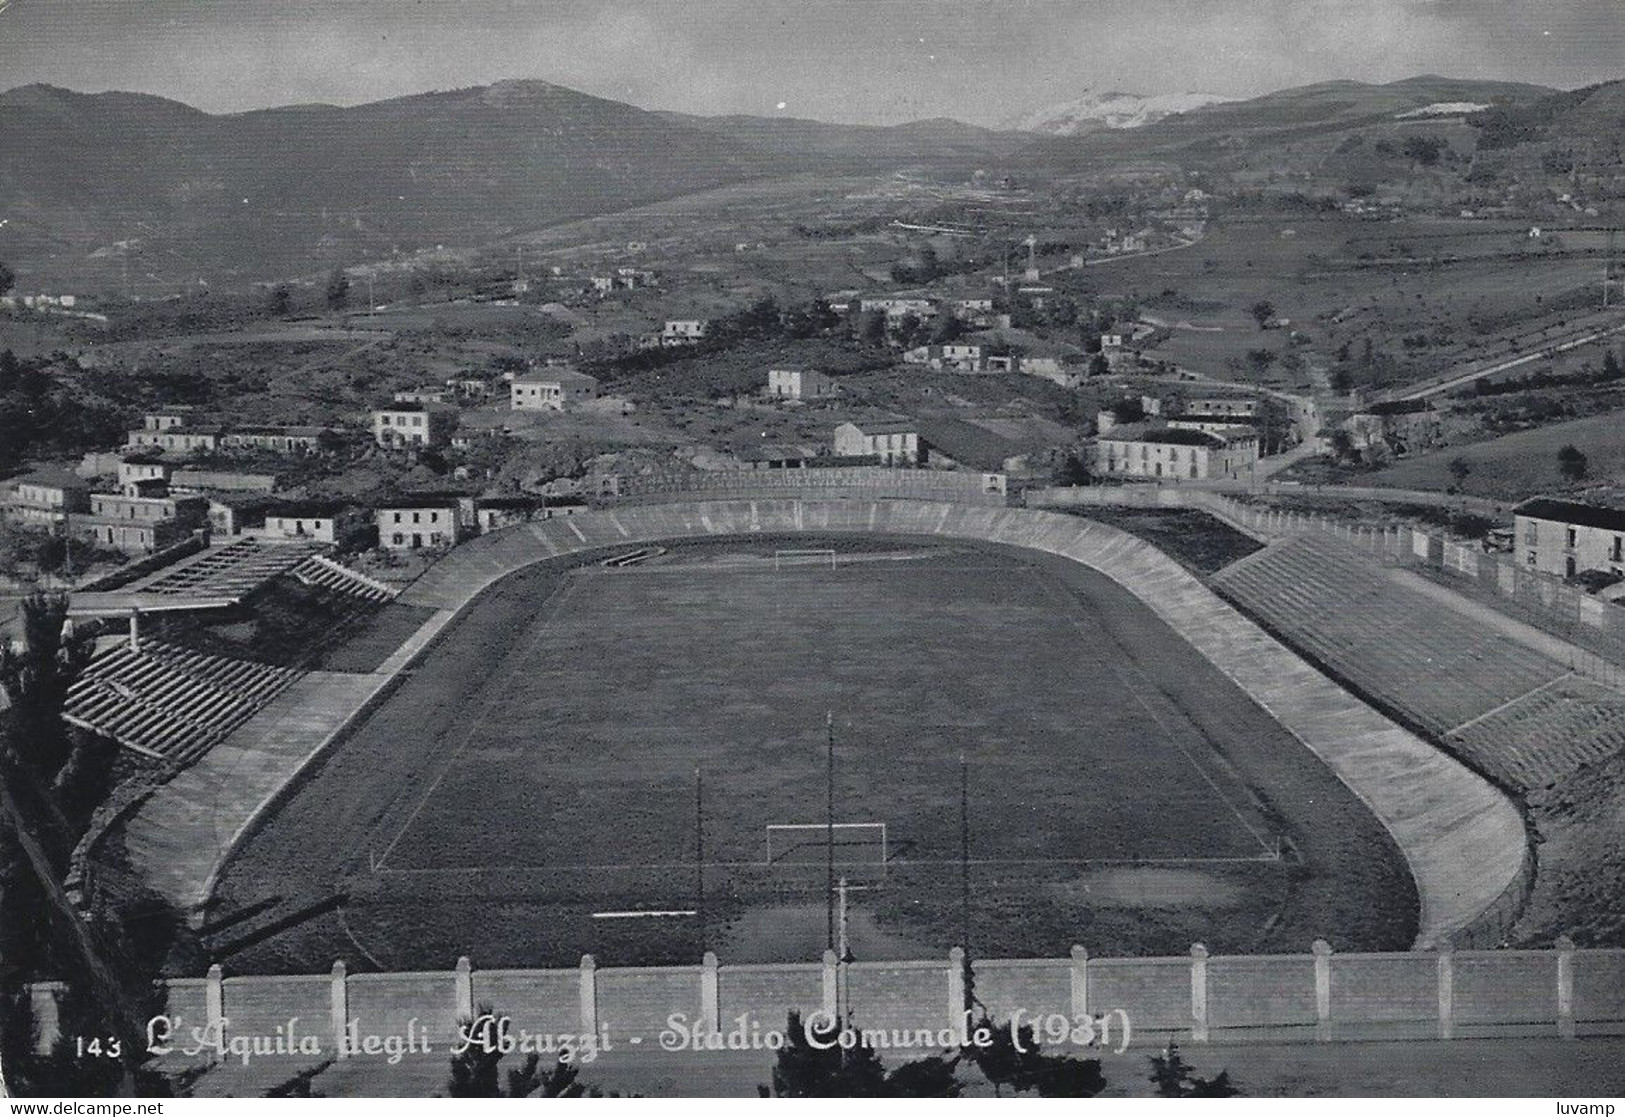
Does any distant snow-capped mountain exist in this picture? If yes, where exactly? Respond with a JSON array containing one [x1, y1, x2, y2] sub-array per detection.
[[1004, 90, 1235, 134]]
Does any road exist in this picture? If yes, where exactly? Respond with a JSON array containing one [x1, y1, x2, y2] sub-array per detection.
[[1382, 311, 1625, 404]]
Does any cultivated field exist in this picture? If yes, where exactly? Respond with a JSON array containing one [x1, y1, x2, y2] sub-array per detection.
[[208, 536, 1416, 972], [1363, 407, 1625, 500]]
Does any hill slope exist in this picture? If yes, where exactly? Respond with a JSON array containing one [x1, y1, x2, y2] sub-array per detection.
[[0, 80, 1039, 290]]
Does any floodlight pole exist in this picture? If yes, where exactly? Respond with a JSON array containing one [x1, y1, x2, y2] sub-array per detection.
[[826, 711, 836, 954], [695, 767, 706, 955]]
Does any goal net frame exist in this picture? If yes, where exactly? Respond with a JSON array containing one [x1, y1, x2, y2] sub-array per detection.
[[766, 822, 889, 865], [773, 548, 837, 571]]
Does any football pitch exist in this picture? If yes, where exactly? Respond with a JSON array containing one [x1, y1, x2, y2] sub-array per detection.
[[373, 550, 1273, 874], [213, 536, 1418, 969]]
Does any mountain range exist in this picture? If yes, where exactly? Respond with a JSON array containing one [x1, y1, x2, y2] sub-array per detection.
[[0, 74, 1616, 291]]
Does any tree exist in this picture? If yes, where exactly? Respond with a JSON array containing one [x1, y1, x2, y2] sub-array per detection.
[[268, 284, 292, 317], [446, 1010, 605, 1098], [1052, 452, 1091, 487], [1149, 1043, 1240, 1097], [967, 1017, 1106, 1098], [857, 310, 888, 347], [1402, 135, 1446, 167], [1246, 347, 1277, 375], [324, 268, 350, 311], [1447, 456, 1472, 487], [0, 260, 13, 297], [1249, 300, 1276, 330], [1603, 348, 1622, 382], [1327, 429, 1355, 462], [1557, 444, 1589, 482], [764, 1011, 889, 1097], [1256, 397, 1293, 455]]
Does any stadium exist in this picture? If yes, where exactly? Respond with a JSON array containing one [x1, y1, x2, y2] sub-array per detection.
[[70, 482, 1543, 980]]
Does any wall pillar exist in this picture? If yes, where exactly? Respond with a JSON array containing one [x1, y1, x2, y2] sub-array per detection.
[[578, 955, 598, 1040], [946, 948, 966, 1039], [1556, 936, 1576, 1039], [1436, 942, 1454, 1041], [1189, 943, 1210, 1043], [329, 962, 348, 1059], [1069, 946, 1089, 1021], [700, 952, 721, 1037], [454, 956, 474, 1022], [30, 982, 64, 1055], [1311, 940, 1332, 1039], [204, 963, 225, 1040], [820, 949, 840, 1023]]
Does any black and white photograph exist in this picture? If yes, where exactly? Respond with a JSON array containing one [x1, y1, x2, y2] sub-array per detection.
[[1, 0, 1624, 1103]]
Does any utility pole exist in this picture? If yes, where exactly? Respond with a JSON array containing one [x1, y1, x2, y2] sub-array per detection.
[[695, 767, 706, 955], [960, 753, 970, 954], [826, 711, 836, 954], [836, 877, 851, 962]]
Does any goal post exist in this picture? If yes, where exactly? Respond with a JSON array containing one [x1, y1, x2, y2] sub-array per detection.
[[773, 548, 837, 571], [766, 822, 888, 865]]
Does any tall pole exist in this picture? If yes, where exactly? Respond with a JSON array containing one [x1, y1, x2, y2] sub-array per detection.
[[695, 767, 706, 955], [960, 753, 970, 954], [837, 876, 850, 962], [826, 711, 836, 954]]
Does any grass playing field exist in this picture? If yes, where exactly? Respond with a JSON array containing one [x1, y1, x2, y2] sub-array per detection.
[[377, 549, 1271, 874], [209, 536, 1417, 972]]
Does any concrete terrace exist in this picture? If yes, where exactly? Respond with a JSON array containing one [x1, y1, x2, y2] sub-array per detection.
[[110, 500, 1526, 948]]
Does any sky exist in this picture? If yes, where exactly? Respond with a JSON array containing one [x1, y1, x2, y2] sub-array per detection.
[[0, 0, 1621, 126]]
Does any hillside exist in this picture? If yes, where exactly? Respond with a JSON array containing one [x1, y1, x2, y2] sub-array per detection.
[[1045, 75, 1557, 168], [0, 81, 1036, 291]]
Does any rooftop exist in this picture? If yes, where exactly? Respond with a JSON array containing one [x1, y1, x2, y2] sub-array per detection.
[[845, 419, 918, 436], [265, 499, 352, 519], [379, 491, 470, 510], [475, 495, 548, 510], [1515, 498, 1625, 533], [10, 467, 88, 491], [514, 368, 600, 386], [1100, 425, 1226, 448]]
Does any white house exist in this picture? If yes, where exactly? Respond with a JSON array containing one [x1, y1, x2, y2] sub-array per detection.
[[372, 404, 457, 448], [510, 368, 601, 412], [1095, 425, 1259, 480], [834, 420, 922, 465], [1514, 498, 1625, 580], [767, 368, 838, 401], [262, 501, 363, 544], [661, 320, 709, 346], [376, 495, 470, 552]]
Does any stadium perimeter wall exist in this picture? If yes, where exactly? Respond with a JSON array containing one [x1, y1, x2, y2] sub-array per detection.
[[29, 942, 1624, 1056]]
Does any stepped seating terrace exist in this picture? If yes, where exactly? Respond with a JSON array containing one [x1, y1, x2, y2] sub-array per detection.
[[1213, 533, 1625, 792], [289, 555, 396, 603], [64, 640, 306, 765]]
